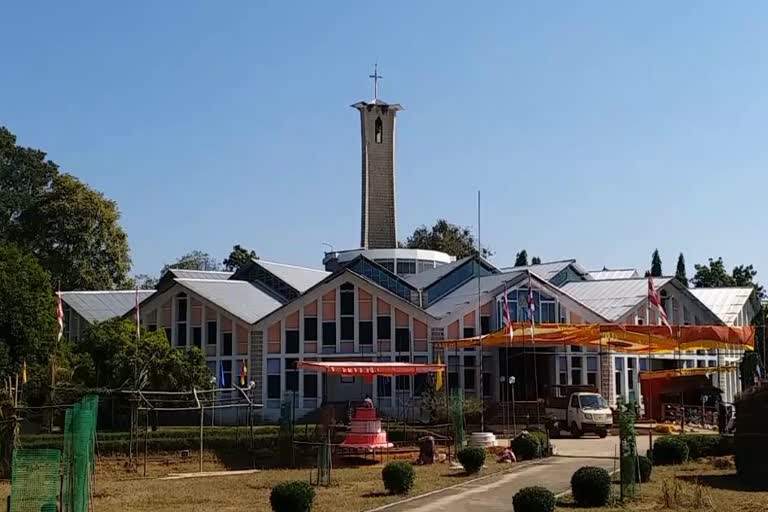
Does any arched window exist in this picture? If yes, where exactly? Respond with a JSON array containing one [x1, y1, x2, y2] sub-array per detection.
[[375, 117, 383, 143]]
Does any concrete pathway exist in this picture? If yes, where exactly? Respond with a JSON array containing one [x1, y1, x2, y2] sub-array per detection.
[[381, 435, 651, 512]]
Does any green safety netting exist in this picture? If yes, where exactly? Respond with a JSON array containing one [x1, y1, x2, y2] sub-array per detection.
[[10, 449, 61, 512]]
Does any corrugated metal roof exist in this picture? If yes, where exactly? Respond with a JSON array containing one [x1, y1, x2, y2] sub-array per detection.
[[588, 269, 639, 280], [255, 261, 329, 293], [61, 290, 156, 323], [560, 278, 673, 322], [689, 287, 754, 326], [426, 271, 525, 317], [175, 279, 282, 324], [499, 259, 588, 282], [404, 257, 473, 289], [165, 269, 233, 280]]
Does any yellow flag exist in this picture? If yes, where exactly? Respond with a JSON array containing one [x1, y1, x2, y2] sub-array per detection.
[[436, 354, 444, 391], [21, 361, 27, 385]]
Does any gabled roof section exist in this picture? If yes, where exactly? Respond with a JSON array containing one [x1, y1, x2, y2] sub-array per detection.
[[588, 268, 639, 280], [404, 255, 499, 290], [164, 269, 233, 280], [346, 256, 418, 303], [500, 259, 590, 285], [254, 260, 329, 293], [560, 277, 674, 322], [174, 279, 282, 324], [690, 287, 755, 326], [426, 270, 525, 318], [230, 259, 328, 303], [421, 255, 500, 307], [62, 290, 156, 323]]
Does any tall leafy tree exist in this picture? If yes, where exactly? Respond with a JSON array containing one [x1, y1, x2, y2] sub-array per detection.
[[16, 174, 131, 290], [223, 244, 258, 271], [0, 127, 58, 240], [514, 250, 528, 267], [75, 319, 211, 391], [403, 219, 491, 258], [0, 244, 56, 375], [531, 256, 542, 265], [134, 273, 159, 290], [651, 249, 663, 277], [161, 250, 221, 274], [692, 257, 736, 288], [675, 253, 689, 287]]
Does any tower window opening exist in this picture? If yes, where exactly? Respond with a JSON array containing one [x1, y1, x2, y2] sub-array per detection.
[[375, 117, 383, 144]]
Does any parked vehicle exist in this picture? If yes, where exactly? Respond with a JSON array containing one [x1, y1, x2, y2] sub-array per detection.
[[544, 385, 613, 439]]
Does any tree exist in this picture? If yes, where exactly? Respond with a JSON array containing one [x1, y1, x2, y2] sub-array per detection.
[[0, 127, 58, 240], [692, 257, 735, 288], [75, 318, 211, 391], [161, 250, 221, 274], [403, 219, 491, 258], [134, 273, 159, 290], [15, 174, 131, 290], [0, 244, 56, 377], [651, 249, 662, 277], [514, 250, 528, 267], [675, 253, 688, 287], [531, 256, 542, 265], [0, 128, 131, 290], [223, 244, 258, 271]]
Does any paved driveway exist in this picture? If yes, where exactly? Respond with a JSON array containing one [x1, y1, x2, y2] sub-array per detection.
[[380, 435, 651, 512]]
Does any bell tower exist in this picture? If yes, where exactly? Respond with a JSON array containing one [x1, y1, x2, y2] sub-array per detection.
[[352, 65, 402, 249]]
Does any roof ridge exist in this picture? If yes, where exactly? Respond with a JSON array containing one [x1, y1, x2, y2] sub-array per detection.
[[175, 278, 249, 283], [60, 290, 156, 294], [170, 269, 233, 274], [257, 260, 328, 272]]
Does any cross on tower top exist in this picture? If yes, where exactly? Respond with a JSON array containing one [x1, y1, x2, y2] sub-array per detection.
[[369, 63, 382, 103]]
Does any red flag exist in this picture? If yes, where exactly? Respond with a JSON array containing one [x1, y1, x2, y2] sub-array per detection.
[[56, 289, 64, 341], [647, 275, 672, 335], [135, 288, 141, 340], [240, 359, 248, 386], [502, 285, 513, 342]]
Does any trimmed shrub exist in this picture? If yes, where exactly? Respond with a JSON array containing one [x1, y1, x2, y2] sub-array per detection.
[[653, 437, 689, 466], [511, 432, 542, 461], [457, 447, 486, 474], [382, 461, 416, 495], [571, 466, 612, 507], [678, 434, 723, 459], [637, 455, 652, 483], [512, 486, 555, 512], [270, 481, 315, 512]]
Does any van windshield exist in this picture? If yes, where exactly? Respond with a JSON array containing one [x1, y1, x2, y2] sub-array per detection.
[[580, 394, 608, 410]]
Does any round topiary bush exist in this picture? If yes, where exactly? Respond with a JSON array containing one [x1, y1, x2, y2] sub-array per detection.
[[382, 461, 416, 495], [653, 436, 690, 465], [571, 466, 612, 507], [270, 481, 315, 512], [637, 455, 653, 483], [457, 446, 486, 474], [511, 432, 542, 460], [512, 486, 555, 512]]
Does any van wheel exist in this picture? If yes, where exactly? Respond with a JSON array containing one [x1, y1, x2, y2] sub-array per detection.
[[570, 423, 582, 439], [597, 429, 608, 438]]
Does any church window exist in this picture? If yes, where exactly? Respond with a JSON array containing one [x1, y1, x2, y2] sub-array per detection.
[[375, 117, 383, 143]]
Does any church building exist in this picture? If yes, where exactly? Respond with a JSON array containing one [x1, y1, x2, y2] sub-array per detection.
[[60, 71, 756, 422]]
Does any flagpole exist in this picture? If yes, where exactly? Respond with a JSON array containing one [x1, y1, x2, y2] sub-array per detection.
[[476, 190, 485, 433], [646, 296, 653, 450], [528, 271, 541, 427]]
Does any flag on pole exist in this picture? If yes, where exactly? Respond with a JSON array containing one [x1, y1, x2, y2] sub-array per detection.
[[21, 361, 27, 385], [135, 288, 141, 340], [647, 275, 672, 335], [502, 284, 513, 342], [219, 362, 226, 388], [240, 359, 248, 386], [56, 289, 64, 341], [435, 354, 444, 391], [527, 272, 536, 337]]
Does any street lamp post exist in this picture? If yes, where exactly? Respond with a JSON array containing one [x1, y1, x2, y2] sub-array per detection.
[[509, 376, 517, 436]]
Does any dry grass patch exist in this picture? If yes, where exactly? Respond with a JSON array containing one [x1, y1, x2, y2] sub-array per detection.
[[556, 460, 768, 512]]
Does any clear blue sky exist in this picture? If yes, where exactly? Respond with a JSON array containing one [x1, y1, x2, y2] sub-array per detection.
[[2, 2, 767, 280]]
